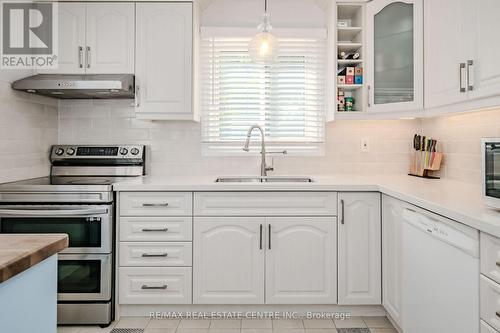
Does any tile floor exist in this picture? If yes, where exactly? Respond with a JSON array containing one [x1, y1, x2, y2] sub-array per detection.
[[57, 316, 397, 333]]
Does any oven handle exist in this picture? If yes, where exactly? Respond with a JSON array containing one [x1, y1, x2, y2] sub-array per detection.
[[0, 208, 108, 216]]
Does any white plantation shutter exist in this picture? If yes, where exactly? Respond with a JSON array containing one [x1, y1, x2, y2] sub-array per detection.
[[201, 29, 326, 155]]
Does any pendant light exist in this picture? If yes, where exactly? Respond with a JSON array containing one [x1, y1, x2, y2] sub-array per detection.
[[248, 0, 279, 65]]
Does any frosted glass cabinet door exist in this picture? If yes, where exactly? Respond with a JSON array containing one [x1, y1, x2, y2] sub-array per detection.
[[366, 0, 423, 113]]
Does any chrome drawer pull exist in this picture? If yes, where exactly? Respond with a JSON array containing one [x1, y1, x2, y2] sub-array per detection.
[[496, 311, 500, 318], [142, 227, 168, 232], [142, 253, 168, 258], [141, 284, 167, 290], [496, 262, 500, 268], [142, 203, 169, 207]]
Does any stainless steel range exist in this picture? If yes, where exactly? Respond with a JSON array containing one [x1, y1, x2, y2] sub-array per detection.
[[0, 145, 145, 327]]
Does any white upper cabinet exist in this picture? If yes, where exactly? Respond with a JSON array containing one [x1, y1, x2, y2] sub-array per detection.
[[338, 192, 381, 305], [51, 3, 86, 74], [382, 195, 403, 328], [135, 3, 193, 120], [469, 0, 500, 101], [424, 0, 471, 109], [266, 217, 337, 304], [85, 3, 135, 74], [45, 2, 134, 74], [193, 217, 265, 304], [366, 0, 423, 113], [425, 0, 500, 110]]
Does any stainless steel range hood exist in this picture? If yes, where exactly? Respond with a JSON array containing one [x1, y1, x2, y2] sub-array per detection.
[[12, 74, 135, 99]]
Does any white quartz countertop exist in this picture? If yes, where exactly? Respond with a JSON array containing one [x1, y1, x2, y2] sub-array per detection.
[[113, 174, 500, 238]]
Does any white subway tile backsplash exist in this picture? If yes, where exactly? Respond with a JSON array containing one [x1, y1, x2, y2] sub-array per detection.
[[0, 81, 56, 183], [421, 108, 500, 184], [56, 101, 422, 176]]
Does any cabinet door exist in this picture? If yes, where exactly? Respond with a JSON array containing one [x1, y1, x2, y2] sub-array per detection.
[[338, 192, 381, 305], [469, 0, 500, 100], [50, 3, 86, 74], [382, 195, 403, 327], [86, 3, 134, 74], [266, 217, 337, 304], [135, 3, 193, 120], [366, 0, 423, 112], [193, 217, 264, 304], [424, 0, 470, 109]]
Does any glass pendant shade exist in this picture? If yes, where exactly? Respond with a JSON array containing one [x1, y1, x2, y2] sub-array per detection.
[[248, 12, 279, 64]]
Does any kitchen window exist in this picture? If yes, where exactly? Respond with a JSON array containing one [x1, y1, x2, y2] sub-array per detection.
[[201, 28, 326, 155]]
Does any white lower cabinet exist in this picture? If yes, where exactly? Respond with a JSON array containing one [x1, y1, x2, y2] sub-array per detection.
[[193, 217, 265, 304], [338, 192, 381, 305], [481, 275, 500, 331], [382, 195, 403, 327], [119, 267, 192, 304], [266, 217, 337, 304], [193, 216, 337, 304]]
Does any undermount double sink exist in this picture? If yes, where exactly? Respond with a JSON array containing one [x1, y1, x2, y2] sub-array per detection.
[[215, 176, 314, 183]]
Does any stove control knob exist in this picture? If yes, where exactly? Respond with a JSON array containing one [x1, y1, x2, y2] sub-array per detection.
[[55, 148, 64, 156], [66, 148, 75, 155], [130, 148, 140, 155], [119, 148, 129, 155]]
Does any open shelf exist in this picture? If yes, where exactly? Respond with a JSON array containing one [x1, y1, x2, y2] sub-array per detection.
[[338, 84, 363, 90], [338, 59, 363, 65], [337, 42, 363, 53], [338, 27, 363, 42], [335, 3, 365, 116]]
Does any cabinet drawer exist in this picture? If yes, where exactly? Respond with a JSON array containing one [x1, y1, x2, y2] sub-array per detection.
[[194, 192, 337, 216], [482, 320, 500, 333], [120, 192, 192, 216], [482, 233, 500, 284], [120, 217, 192, 241], [120, 242, 192, 267], [119, 267, 192, 304], [481, 275, 500, 331]]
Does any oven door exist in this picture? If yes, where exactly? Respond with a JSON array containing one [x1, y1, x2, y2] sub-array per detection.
[[0, 205, 112, 253], [58, 254, 112, 301]]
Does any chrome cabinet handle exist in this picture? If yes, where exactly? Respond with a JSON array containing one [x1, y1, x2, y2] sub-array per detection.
[[340, 199, 345, 225], [467, 60, 474, 91], [142, 227, 168, 232], [86, 46, 91, 68], [496, 262, 500, 268], [142, 253, 168, 258], [135, 85, 140, 107], [367, 85, 371, 108], [259, 224, 263, 250], [496, 311, 500, 318], [142, 203, 169, 207], [141, 284, 167, 290], [460, 63, 467, 92], [268, 224, 271, 249], [78, 46, 83, 68]]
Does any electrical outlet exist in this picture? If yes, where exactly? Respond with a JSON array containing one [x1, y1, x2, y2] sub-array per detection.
[[360, 137, 370, 153]]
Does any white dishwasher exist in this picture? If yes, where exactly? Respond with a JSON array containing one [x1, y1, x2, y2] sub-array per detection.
[[401, 206, 480, 333]]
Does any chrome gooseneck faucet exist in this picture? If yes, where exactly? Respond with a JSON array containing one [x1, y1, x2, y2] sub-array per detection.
[[243, 125, 286, 177]]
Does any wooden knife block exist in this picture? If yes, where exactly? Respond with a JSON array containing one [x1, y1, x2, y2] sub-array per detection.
[[409, 151, 443, 179]]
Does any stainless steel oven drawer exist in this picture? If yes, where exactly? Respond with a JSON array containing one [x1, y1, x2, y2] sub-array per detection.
[[57, 302, 112, 325]]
